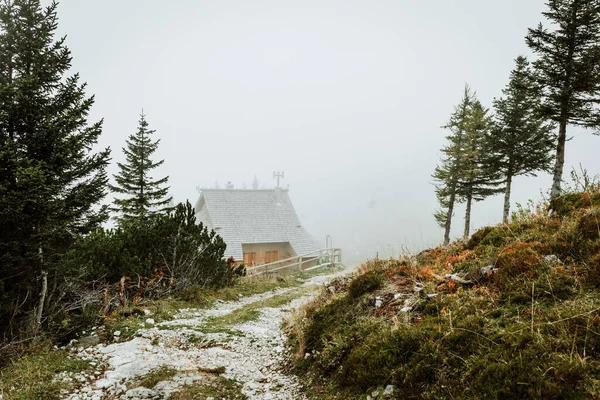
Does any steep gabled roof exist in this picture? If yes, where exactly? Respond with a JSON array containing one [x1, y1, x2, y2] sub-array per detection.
[[194, 189, 321, 260]]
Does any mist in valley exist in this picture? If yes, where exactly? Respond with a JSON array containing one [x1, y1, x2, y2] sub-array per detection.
[[54, 0, 600, 264]]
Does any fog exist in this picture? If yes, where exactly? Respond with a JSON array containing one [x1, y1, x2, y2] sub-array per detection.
[[54, 0, 599, 264]]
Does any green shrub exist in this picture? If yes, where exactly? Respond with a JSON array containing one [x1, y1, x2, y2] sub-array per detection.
[[63, 201, 242, 290], [494, 242, 548, 290], [466, 226, 495, 250], [550, 191, 600, 218], [577, 207, 600, 240], [348, 272, 383, 299]]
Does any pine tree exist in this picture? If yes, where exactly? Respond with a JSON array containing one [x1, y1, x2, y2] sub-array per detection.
[[526, 0, 600, 199], [0, 0, 110, 327], [457, 100, 503, 240], [110, 112, 172, 222], [433, 85, 474, 245], [492, 56, 556, 223]]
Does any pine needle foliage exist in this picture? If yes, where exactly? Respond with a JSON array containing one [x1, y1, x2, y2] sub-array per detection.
[[433, 85, 474, 245], [456, 100, 504, 239], [433, 86, 502, 243], [110, 112, 172, 222], [526, 0, 600, 199], [491, 56, 556, 223], [0, 0, 110, 331]]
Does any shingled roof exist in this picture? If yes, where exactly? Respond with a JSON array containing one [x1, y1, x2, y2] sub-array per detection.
[[194, 188, 321, 261]]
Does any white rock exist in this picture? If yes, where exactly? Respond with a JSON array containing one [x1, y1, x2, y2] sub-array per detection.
[[145, 318, 155, 325], [113, 331, 121, 337], [383, 384, 395, 396], [52, 265, 349, 400]]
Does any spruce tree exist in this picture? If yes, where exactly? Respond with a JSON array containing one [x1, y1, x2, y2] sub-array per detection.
[[110, 112, 172, 222], [492, 56, 555, 223], [433, 85, 474, 245], [457, 100, 503, 240], [526, 0, 600, 199], [0, 0, 110, 327]]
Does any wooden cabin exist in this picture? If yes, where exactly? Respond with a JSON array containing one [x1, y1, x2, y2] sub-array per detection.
[[194, 188, 321, 266]]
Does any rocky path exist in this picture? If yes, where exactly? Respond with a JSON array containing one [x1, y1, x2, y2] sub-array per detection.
[[58, 267, 349, 400]]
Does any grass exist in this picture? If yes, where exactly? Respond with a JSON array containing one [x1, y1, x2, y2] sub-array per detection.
[[179, 264, 340, 305], [134, 365, 179, 389], [0, 264, 341, 397], [201, 286, 315, 333], [0, 342, 92, 400], [287, 189, 600, 399], [169, 376, 247, 399]]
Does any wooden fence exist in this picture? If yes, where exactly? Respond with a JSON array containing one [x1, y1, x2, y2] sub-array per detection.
[[245, 248, 343, 277]]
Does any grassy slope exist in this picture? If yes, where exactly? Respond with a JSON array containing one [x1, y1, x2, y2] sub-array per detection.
[[286, 189, 600, 399]]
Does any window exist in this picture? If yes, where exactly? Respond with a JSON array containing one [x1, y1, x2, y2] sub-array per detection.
[[265, 251, 279, 263], [243, 252, 256, 266]]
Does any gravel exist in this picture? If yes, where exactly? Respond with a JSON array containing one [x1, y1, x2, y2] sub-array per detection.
[[56, 266, 351, 400]]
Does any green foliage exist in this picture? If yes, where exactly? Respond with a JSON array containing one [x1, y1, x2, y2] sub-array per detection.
[[526, 0, 600, 130], [465, 226, 495, 250], [433, 85, 474, 243], [110, 112, 172, 222], [551, 191, 600, 218], [291, 190, 600, 399], [433, 86, 503, 242], [169, 376, 247, 400], [0, 0, 110, 337], [64, 201, 239, 289], [0, 342, 92, 400], [526, 0, 600, 198], [137, 365, 178, 389], [491, 56, 556, 221], [577, 207, 600, 240], [347, 272, 383, 299]]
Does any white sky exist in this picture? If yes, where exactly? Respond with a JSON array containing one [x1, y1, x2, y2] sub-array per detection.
[[53, 0, 599, 263]]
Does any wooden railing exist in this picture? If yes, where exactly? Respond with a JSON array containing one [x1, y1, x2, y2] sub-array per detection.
[[245, 248, 343, 277]]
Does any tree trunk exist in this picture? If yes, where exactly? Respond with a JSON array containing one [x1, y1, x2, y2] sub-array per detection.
[[503, 173, 513, 224], [463, 194, 472, 241], [550, 120, 567, 200], [443, 190, 456, 246], [35, 269, 48, 325]]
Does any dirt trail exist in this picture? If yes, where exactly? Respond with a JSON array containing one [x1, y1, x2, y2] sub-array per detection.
[[58, 266, 351, 400]]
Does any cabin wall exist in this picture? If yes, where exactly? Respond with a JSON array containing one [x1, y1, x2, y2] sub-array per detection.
[[242, 242, 295, 266]]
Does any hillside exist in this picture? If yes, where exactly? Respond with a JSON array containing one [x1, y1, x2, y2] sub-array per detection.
[[286, 188, 600, 399]]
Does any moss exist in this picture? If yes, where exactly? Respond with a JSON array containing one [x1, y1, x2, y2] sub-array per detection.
[[550, 191, 600, 218], [577, 208, 600, 240], [202, 286, 313, 333], [136, 365, 178, 389], [347, 272, 383, 299], [466, 226, 495, 250], [0, 342, 92, 400], [288, 190, 600, 399], [170, 376, 247, 399]]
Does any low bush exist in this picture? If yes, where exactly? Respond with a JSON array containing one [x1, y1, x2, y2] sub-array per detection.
[[348, 272, 383, 299]]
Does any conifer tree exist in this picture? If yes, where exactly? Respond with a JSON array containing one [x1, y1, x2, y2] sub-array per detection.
[[526, 0, 600, 199], [492, 56, 555, 223], [110, 112, 172, 222], [433, 85, 474, 245], [457, 100, 503, 240], [0, 0, 110, 327]]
